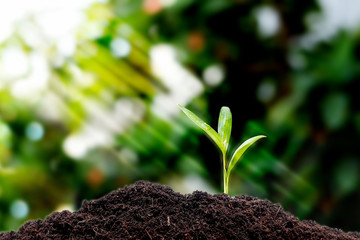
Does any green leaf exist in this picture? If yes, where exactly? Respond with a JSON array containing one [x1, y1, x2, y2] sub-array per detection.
[[228, 135, 266, 173], [218, 106, 232, 152], [179, 104, 224, 153]]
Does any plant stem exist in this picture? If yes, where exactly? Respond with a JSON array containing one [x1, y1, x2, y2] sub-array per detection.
[[223, 152, 228, 194], [225, 171, 230, 194], [224, 170, 228, 194]]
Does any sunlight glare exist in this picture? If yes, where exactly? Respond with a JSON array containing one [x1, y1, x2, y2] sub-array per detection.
[[150, 44, 203, 119]]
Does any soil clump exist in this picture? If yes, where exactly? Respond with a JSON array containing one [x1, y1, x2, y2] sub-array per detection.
[[1, 181, 359, 239]]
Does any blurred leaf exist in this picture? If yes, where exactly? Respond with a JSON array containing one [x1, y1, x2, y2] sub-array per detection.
[[321, 92, 348, 130], [0, 121, 12, 147], [333, 158, 359, 197]]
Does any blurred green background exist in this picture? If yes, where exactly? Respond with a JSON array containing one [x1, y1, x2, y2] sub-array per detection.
[[1, 0, 360, 232]]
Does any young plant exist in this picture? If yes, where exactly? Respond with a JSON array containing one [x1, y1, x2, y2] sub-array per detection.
[[179, 104, 266, 194]]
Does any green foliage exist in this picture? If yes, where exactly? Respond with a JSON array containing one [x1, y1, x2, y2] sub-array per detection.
[[1, 0, 360, 232], [179, 104, 265, 194]]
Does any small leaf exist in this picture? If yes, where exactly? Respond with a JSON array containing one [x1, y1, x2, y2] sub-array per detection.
[[179, 104, 224, 153], [218, 106, 232, 152], [228, 135, 266, 173]]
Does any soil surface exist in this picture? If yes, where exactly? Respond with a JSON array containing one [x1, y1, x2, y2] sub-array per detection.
[[1, 181, 359, 240]]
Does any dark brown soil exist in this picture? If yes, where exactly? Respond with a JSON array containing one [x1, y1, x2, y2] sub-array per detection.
[[1, 181, 359, 240]]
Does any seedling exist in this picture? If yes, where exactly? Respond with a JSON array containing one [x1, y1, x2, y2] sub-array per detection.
[[179, 104, 266, 194]]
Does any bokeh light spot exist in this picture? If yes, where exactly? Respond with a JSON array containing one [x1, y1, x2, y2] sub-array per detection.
[[287, 52, 307, 70], [254, 6, 280, 38], [86, 168, 105, 187], [187, 32, 205, 52], [257, 80, 276, 103], [57, 36, 76, 57], [119, 147, 138, 165], [63, 134, 88, 159], [143, 0, 163, 15], [0, 122, 12, 147], [1, 47, 29, 78], [160, 0, 177, 7], [117, 24, 133, 37], [25, 122, 44, 141], [110, 38, 131, 58], [203, 64, 225, 87], [10, 200, 29, 219]]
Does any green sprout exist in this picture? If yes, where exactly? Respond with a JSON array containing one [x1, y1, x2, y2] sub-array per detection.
[[179, 104, 266, 194]]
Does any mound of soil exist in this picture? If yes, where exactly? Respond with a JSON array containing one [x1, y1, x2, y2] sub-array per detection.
[[1, 181, 359, 240]]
